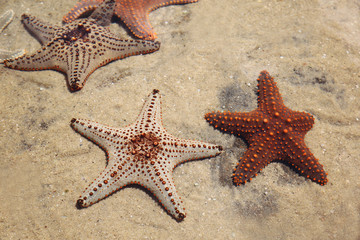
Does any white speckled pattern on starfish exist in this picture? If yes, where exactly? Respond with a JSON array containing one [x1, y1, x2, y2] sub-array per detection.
[[70, 89, 223, 220], [4, 0, 160, 91]]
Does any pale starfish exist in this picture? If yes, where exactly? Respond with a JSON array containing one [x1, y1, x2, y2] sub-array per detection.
[[63, 0, 199, 40], [4, 0, 160, 91], [0, 9, 25, 63], [71, 89, 223, 220]]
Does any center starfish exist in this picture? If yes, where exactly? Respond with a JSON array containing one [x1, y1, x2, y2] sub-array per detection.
[[4, 0, 160, 91], [63, 0, 199, 40], [71, 89, 223, 220], [205, 71, 328, 186]]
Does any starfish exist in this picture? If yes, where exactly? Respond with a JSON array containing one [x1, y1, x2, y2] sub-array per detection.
[[0, 9, 25, 63], [4, 0, 160, 91], [63, 0, 199, 40], [205, 71, 328, 186], [71, 89, 223, 220]]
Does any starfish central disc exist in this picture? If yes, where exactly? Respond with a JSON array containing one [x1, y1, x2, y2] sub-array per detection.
[[127, 132, 162, 162], [61, 23, 91, 44]]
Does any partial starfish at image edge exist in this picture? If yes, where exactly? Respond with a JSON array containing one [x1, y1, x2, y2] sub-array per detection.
[[63, 0, 199, 40]]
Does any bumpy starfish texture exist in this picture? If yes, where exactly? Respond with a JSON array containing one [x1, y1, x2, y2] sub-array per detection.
[[63, 0, 199, 40], [0, 10, 25, 63], [205, 71, 328, 186], [4, 0, 160, 91], [71, 89, 223, 220]]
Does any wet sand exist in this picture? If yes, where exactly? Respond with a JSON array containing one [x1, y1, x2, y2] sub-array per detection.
[[0, 0, 359, 239]]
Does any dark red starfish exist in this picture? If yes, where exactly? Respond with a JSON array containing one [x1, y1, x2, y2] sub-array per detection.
[[63, 0, 198, 40], [205, 71, 328, 186]]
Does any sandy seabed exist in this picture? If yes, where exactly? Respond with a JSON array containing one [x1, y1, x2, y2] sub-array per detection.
[[0, 0, 359, 239]]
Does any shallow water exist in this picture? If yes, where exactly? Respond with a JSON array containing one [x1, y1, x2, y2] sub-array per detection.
[[0, 0, 359, 239]]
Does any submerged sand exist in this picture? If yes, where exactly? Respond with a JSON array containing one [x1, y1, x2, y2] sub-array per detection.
[[0, 0, 359, 239]]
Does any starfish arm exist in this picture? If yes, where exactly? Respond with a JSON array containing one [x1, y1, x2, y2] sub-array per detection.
[[102, 32, 161, 59], [0, 10, 14, 33], [232, 141, 276, 185], [75, 157, 134, 209], [141, 169, 187, 220], [0, 49, 25, 63], [116, 0, 156, 40], [257, 70, 285, 114], [70, 118, 122, 152], [4, 43, 62, 71], [205, 110, 267, 143], [63, 0, 104, 23], [287, 110, 315, 135], [284, 135, 328, 185], [116, 0, 198, 40], [164, 135, 223, 167], [90, 0, 115, 27], [21, 14, 58, 45], [133, 89, 163, 130], [61, 41, 96, 91], [63, 31, 160, 91]]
